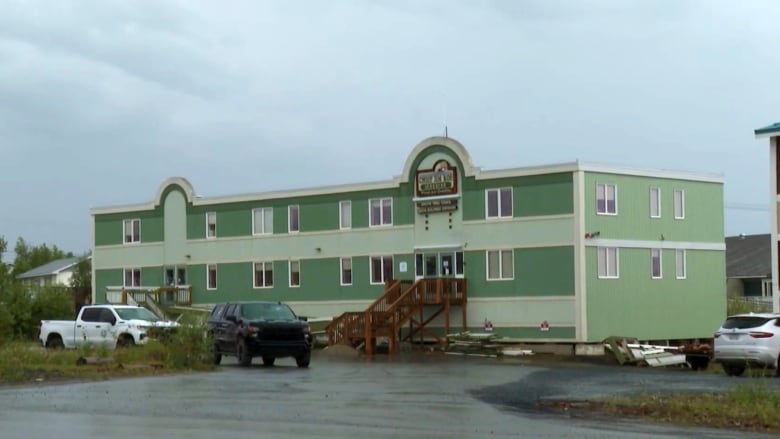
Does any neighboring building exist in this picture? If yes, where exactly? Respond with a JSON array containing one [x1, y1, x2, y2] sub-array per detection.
[[17, 256, 85, 287], [91, 136, 726, 346], [755, 121, 780, 313], [725, 233, 771, 303]]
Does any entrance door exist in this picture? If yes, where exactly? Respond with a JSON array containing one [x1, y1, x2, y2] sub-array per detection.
[[415, 251, 464, 279]]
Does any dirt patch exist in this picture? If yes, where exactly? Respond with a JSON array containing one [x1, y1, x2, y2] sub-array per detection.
[[319, 344, 361, 358]]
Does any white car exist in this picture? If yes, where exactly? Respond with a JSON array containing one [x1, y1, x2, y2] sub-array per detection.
[[713, 312, 780, 376]]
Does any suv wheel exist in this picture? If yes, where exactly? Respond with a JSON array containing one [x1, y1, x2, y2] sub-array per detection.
[[212, 343, 222, 366], [722, 363, 745, 377], [296, 352, 311, 368], [262, 356, 275, 367], [237, 338, 252, 367]]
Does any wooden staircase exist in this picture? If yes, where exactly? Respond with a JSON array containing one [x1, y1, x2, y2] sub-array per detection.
[[326, 278, 467, 355]]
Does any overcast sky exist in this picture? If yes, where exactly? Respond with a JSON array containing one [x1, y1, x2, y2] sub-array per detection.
[[1, 0, 779, 259]]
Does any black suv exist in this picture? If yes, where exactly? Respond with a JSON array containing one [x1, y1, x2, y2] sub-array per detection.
[[207, 301, 312, 368]]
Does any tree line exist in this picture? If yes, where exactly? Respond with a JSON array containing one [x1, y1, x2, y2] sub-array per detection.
[[0, 235, 91, 343]]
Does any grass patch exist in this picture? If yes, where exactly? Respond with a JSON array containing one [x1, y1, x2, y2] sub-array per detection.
[[0, 321, 216, 385], [591, 380, 780, 432]]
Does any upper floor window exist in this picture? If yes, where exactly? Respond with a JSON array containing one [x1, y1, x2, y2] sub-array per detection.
[[369, 198, 392, 227], [370, 255, 393, 284], [597, 247, 619, 278], [288, 205, 299, 233], [651, 248, 662, 279], [123, 268, 141, 287], [289, 260, 300, 287], [254, 262, 273, 288], [253, 208, 273, 235], [486, 188, 512, 219], [341, 257, 352, 285], [486, 249, 513, 280], [596, 183, 617, 215], [206, 212, 216, 238], [207, 264, 217, 290], [340, 201, 352, 229], [675, 249, 687, 279], [123, 219, 140, 244], [649, 187, 660, 218], [674, 189, 685, 219]]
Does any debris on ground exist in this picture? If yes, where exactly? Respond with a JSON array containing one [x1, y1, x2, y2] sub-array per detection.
[[603, 336, 711, 369], [445, 331, 534, 358]]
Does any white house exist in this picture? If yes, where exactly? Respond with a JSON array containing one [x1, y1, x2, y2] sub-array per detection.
[[16, 257, 87, 287]]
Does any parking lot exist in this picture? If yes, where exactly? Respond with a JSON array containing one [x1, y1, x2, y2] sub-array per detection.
[[0, 350, 778, 439]]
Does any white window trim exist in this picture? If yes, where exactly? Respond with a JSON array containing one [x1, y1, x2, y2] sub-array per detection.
[[253, 261, 274, 289], [123, 218, 141, 244], [675, 249, 687, 279], [649, 187, 661, 219], [596, 183, 618, 216], [206, 264, 217, 290], [206, 212, 217, 239], [485, 249, 514, 281], [369, 255, 393, 285], [368, 198, 393, 227], [252, 208, 273, 235], [340, 257, 353, 286], [674, 189, 685, 220], [651, 248, 662, 279], [289, 260, 300, 288], [597, 247, 620, 279], [123, 268, 141, 287], [339, 200, 352, 230], [484, 188, 513, 220], [288, 205, 300, 234]]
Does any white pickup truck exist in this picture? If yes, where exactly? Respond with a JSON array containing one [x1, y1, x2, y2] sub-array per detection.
[[39, 304, 179, 349]]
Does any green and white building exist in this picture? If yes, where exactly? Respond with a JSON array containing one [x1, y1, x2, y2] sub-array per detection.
[[91, 137, 726, 346]]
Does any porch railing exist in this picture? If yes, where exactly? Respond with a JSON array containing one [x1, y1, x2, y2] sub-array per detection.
[[105, 286, 192, 307]]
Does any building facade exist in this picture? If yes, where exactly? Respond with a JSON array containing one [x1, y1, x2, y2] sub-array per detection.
[[91, 137, 726, 343], [755, 122, 780, 312]]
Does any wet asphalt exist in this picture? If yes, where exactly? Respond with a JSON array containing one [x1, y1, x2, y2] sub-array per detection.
[[0, 351, 778, 439]]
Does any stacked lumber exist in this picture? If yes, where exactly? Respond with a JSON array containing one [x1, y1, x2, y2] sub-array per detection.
[[445, 331, 534, 357]]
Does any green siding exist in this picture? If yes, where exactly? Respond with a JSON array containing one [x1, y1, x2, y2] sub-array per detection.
[[462, 173, 574, 221], [584, 173, 724, 242], [585, 247, 726, 342], [95, 269, 123, 303], [464, 247, 575, 298], [94, 207, 164, 246]]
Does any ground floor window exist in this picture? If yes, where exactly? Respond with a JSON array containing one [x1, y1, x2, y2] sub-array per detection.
[[651, 248, 662, 279], [597, 247, 619, 278], [341, 257, 352, 285], [254, 262, 273, 288], [124, 268, 140, 287], [486, 250, 513, 280], [207, 264, 217, 290], [675, 249, 686, 279], [289, 260, 300, 287], [370, 256, 393, 284]]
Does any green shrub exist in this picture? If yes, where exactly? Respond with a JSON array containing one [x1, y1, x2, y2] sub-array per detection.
[[0, 306, 13, 345], [161, 321, 213, 370]]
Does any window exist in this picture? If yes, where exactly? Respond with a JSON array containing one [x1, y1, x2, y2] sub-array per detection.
[[254, 262, 274, 288], [369, 198, 392, 226], [597, 247, 619, 278], [651, 249, 662, 279], [486, 188, 513, 219], [289, 260, 300, 287], [288, 205, 299, 233], [80, 307, 102, 322], [341, 257, 352, 285], [674, 189, 685, 219], [253, 208, 273, 235], [596, 183, 617, 215], [123, 219, 140, 244], [486, 250, 513, 280], [675, 249, 687, 279], [123, 268, 141, 287], [649, 187, 660, 218], [207, 264, 217, 290], [340, 201, 352, 229], [206, 212, 216, 238], [370, 256, 393, 284]]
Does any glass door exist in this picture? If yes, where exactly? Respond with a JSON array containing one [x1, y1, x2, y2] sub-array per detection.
[[415, 251, 464, 279]]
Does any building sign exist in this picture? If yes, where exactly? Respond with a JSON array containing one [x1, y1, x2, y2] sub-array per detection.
[[416, 160, 458, 197], [417, 199, 458, 214]]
